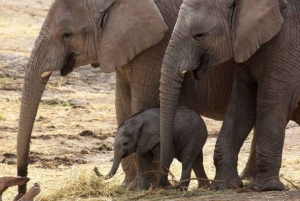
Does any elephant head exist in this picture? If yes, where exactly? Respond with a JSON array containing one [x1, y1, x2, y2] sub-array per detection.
[[105, 112, 160, 179], [159, 0, 286, 186], [17, 0, 167, 194]]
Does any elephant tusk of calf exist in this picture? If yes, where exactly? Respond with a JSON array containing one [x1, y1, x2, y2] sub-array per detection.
[[41, 71, 53, 78], [181, 70, 188, 74]]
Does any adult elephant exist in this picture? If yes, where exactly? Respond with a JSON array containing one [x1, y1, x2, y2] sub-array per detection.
[[17, 0, 183, 195], [159, 0, 300, 191], [16, 0, 255, 195]]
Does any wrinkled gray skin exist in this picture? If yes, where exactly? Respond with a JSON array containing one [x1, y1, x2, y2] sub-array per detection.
[[17, 0, 183, 195], [105, 107, 209, 190], [17, 0, 251, 195], [159, 0, 300, 191]]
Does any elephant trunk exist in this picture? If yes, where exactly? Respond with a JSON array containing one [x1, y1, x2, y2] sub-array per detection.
[[159, 44, 184, 185], [105, 155, 122, 179], [17, 38, 50, 195]]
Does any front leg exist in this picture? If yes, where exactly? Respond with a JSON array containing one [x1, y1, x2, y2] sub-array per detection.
[[150, 143, 161, 188], [211, 65, 257, 190], [138, 152, 154, 190], [115, 70, 137, 189], [240, 127, 258, 180], [250, 77, 300, 191], [179, 161, 193, 190]]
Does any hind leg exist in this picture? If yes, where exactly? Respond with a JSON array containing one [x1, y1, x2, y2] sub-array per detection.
[[240, 127, 257, 180], [192, 152, 209, 188]]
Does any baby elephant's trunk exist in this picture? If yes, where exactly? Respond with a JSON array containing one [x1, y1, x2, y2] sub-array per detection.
[[105, 156, 122, 179]]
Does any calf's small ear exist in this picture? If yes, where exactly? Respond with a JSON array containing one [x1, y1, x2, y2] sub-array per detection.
[[137, 124, 160, 155]]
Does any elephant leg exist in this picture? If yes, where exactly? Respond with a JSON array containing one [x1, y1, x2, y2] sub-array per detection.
[[149, 143, 160, 188], [137, 152, 153, 190], [211, 65, 257, 190], [250, 83, 300, 191], [128, 69, 160, 189], [115, 70, 132, 125], [240, 127, 258, 180], [115, 70, 137, 188], [192, 152, 209, 188], [290, 102, 300, 125], [179, 159, 193, 190]]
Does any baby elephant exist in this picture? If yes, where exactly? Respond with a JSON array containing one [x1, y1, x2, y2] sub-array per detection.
[[104, 107, 209, 190]]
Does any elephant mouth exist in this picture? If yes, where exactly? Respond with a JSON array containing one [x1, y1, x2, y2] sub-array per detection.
[[122, 151, 129, 159], [193, 53, 210, 80], [91, 63, 100, 68], [61, 53, 76, 76]]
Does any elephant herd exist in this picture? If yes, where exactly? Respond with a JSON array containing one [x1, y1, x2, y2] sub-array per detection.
[[2, 0, 300, 199]]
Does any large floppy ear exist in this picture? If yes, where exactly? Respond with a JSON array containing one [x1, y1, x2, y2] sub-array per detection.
[[232, 0, 287, 63], [98, 0, 168, 73], [137, 123, 160, 155]]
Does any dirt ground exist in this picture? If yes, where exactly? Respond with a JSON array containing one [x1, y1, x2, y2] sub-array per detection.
[[1, 0, 300, 200]]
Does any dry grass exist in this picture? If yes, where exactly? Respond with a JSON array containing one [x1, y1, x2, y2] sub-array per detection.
[[34, 168, 296, 201], [38, 169, 124, 201], [35, 166, 214, 201]]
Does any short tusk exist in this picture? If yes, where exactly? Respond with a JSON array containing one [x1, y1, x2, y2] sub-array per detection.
[[181, 70, 188, 74], [41, 71, 53, 78]]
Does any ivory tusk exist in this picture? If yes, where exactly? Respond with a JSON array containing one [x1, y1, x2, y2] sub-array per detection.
[[182, 70, 188, 74], [41, 71, 53, 78]]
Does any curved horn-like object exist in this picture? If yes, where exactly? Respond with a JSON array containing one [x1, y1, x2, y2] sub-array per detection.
[[16, 183, 41, 201], [41, 71, 53, 78]]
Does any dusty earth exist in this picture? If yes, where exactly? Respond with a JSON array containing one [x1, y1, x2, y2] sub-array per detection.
[[1, 0, 300, 200]]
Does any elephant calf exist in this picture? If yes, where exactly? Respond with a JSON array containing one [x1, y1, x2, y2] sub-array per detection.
[[104, 107, 209, 190]]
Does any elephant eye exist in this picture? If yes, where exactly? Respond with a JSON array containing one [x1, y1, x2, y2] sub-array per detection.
[[193, 33, 205, 41], [100, 11, 108, 29], [123, 142, 128, 146], [62, 31, 72, 42]]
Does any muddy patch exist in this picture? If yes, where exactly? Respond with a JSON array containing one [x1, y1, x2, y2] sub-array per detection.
[[30, 155, 87, 169]]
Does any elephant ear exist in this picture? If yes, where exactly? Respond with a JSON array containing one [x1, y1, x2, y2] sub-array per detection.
[[232, 0, 287, 63], [98, 0, 168, 73], [137, 123, 160, 155]]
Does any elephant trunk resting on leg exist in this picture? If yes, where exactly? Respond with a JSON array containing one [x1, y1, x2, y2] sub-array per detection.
[[159, 0, 300, 191]]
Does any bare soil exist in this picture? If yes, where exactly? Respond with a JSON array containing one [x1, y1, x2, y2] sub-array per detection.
[[1, 0, 300, 200]]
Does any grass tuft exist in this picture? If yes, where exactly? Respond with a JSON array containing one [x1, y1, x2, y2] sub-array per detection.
[[38, 169, 125, 201]]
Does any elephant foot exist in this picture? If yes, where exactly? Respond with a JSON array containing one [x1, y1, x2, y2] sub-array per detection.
[[121, 154, 138, 189], [176, 184, 188, 191], [248, 177, 285, 191], [126, 178, 138, 191], [15, 183, 41, 201], [122, 176, 135, 188], [210, 175, 243, 190], [198, 179, 210, 189], [240, 165, 257, 181], [158, 174, 172, 189]]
